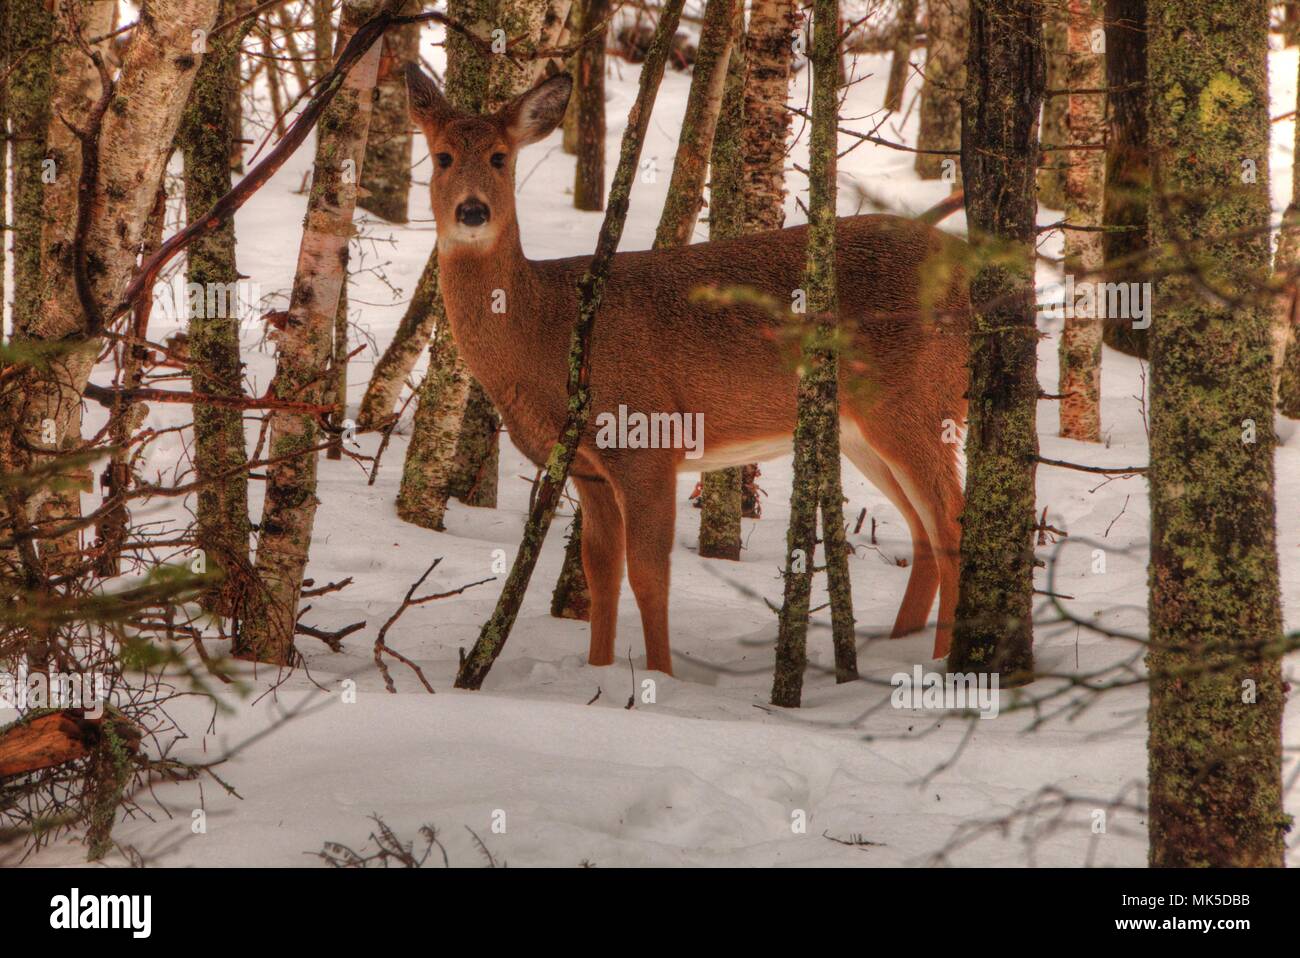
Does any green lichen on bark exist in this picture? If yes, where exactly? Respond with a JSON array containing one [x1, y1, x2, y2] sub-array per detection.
[[1145, 0, 1288, 868], [771, 0, 855, 708], [915, 0, 967, 180], [5, 0, 54, 339], [179, 0, 254, 617], [947, 0, 1042, 680]]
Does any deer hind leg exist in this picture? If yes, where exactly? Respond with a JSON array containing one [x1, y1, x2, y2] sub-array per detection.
[[614, 457, 676, 676], [840, 418, 940, 642], [574, 476, 625, 668], [858, 417, 964, 660]]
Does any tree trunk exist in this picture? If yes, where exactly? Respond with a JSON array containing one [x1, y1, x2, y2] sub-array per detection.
[[358, 253, 442, 431], [741, 0, 799, 229], [696, 0, 748, 561], [1100, 0, 1149, 358], [653, 0, 738, 248], [947, 0, 1042, 679], [1057, 0, 1104, 442], [573, 0, 609, 210], [914, 0, 967, 180], [1145, 0, 1286, 868], [180, 0, 254, 616], [326, 276, 350, 460], [4, 0, 53, 340], [313, 0, 335, 80], [1275, 41, 1300, 418], [396, 310, 465, 530], [1036, 7, 1068, 209], [883, 0, 918, 112], [449, 380, 500, 505], [0, 0, 214, 569], [771, 0, 855, 707], [550, 506, 591, 618], [358, 5, 419, 222], [240, 0, 388, 664]]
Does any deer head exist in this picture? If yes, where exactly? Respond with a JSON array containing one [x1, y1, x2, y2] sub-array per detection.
[[405, 65, 572, 254]]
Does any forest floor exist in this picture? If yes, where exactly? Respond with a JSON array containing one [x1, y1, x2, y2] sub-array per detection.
[[15, 33, 1300, 867]]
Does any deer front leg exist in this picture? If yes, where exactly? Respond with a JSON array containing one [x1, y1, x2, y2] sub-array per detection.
[[617, 459, 676, 676], [574, 476, 625, 667]]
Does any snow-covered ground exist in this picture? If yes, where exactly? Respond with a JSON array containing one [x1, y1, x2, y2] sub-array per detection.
[[12, 25, 1300, 866]]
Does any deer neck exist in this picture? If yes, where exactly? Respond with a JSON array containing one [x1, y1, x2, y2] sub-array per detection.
[[435, 221, 555, 414]]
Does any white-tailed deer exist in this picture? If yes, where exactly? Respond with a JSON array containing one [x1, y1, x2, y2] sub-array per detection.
[[405, 67, 970, 676]]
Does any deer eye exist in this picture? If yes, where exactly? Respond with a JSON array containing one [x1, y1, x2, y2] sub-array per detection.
[[490, 152, 507, 169], [436, 152, 453, 169]]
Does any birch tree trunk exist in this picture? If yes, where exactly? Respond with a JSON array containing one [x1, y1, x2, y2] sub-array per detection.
[[947, 0, 1041, 679], [771, 0, 854, 708], [741, 0, 799, 229], [914, 0, 966, 180], [1146, 0, 1286, 868], [240, 0, 388, 663], [181, 0, 254, 615], [0, 0, 215, 570], [1057, 0, 1104, 442]]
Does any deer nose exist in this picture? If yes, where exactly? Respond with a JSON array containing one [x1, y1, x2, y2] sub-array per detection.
[[456, 199, 490, 227]]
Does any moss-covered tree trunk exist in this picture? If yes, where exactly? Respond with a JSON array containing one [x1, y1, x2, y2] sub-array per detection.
[[741, 0, 798, 229], [572, 0, 609, 210], [695, 0, 748, 561], [456, 0, 687, 690], [914, 0, 967, 180], [4, 0, 52, 340], [883, 0, 917, 112], [357, 250, 441, 429], [449, 381, 499, 505], [770, 0, 855, 708], [1057, 0, 1104, 442], [1145, 0, 1287, 868], [180, 0, 254, 615], [1036, 6, 1068, 209], [240, 0, 388, 663], [947, 0, 1042, 680], [550, 505, 591, 618], [358, 5, 419, 222], [1101, 0, 1149, 358], [653, 0, 737, 248]]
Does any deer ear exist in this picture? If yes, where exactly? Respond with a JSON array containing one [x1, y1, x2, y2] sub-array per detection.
[[406, 64, 454, 132], [498, 73, 573, 147]]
